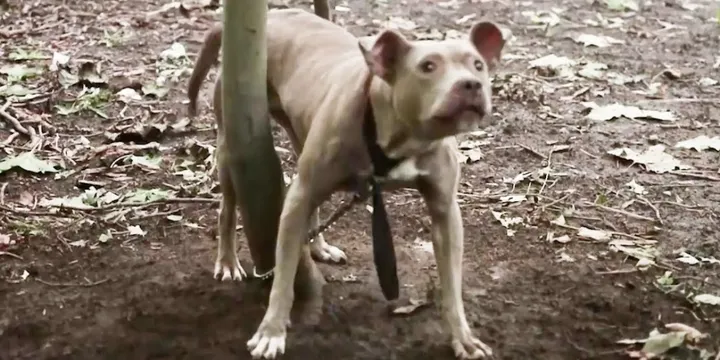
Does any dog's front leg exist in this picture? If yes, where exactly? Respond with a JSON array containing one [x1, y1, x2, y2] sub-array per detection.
[[420, 162, 492, 359], [247, 178, 313, 359]]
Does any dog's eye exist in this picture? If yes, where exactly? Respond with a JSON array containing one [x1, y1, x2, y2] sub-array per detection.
[[473, 59, 484, 71], [419, 60, 436, 73]]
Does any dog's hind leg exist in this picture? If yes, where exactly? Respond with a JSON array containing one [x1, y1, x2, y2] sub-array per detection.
[[214, 153, 247, 281], [213, 77, 247, 281]]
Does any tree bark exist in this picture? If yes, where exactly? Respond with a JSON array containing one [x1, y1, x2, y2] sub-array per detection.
[[313, 0, 330, 20], [221, 0, 283, 275]]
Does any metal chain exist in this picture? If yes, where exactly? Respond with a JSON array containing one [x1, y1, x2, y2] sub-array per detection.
[[252, 191, 370, 280], [306, 192, 368, 242]]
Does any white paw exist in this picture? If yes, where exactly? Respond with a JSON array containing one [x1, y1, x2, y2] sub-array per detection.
[[309, 237, 347, 264], [213, 256, 247, 281], [247, 319, 289, 359], [452, 331, 493, 359]]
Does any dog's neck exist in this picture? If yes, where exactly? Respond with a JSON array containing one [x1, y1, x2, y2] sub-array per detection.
[[366, 77, 442, 160]]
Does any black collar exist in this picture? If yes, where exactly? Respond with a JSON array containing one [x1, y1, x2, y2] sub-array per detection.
[[361, 78, 405, 301], [362, 101, 404, 178]]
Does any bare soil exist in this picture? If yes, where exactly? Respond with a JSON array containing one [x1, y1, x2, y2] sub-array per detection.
[[1, 0, 719, 359]]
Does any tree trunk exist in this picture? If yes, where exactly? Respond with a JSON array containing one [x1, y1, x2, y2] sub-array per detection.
[[221, 0, 283, 275], [313, 0, 330, 20], [222, 0, 323, 298]]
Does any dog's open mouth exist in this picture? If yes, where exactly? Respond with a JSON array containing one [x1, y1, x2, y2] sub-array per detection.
[[433, 103, 485, 123]]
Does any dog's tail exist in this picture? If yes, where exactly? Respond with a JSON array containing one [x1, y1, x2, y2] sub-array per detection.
[[187, 24, 223, 117]]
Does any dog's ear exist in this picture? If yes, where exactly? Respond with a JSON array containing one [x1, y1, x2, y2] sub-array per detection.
[[468, 22, 505, 71], [359, 30, 411, 82]]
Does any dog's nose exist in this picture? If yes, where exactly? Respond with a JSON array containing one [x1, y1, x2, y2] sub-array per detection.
[[458, 79, 482, 92]]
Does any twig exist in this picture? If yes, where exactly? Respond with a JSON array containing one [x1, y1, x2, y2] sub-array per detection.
[[674, 276, 720, 290], [635, 98, 720, 104], [0, 205, 78, 218], [0, 102, 31, 137], [517, 143, 547, 160], [583, 201, 655, 222], [540, 192, 572, 211], [0, 251, 23, 260], [1, 132, 20, 146], [669, 171, 720, 182], [595, 268, 638, 275], [0, 182, 7, 205], [48, 197, 219, 212], [130, 208, 181, 221], [657, 201, 705, 212], [35, 277, 110, 287], [637, 196, 663, 225]]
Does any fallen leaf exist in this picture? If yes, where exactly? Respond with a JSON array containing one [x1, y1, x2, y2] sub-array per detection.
[[160, 42, 188, 60], [638, 329, 686, 358], [625, 179, 647, 195], [0, 152, 59, 174], [392, 298, 429, 315], [0, 233, 12, 245], [676, 252, 700, 265], [69, 239, 88, 247], [529, 54, 576, 69], [166, 214, 183, 222], [127, 225, 147, 237], [693, 293, 720, 306], [521, 10, 561, 27], [664, 323, 707, 343], [500, 194, 526, 203], [574, 34, 625, 47], [98, 231, 113, 243], [0, 64, 43, 82], [117, 88, 143, 102], [49, 52, 70, 71], [698, 77, 718, 87], [675, 135, 720, 152], [577, 227, 611, 241], [550, 214, 567, 226], [607, 145, 692, 173], [585, 103, 675, 122], [604, 0, 639, 11]]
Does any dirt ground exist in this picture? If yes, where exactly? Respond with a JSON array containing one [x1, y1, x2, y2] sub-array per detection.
[[1, 0, 720, 359]]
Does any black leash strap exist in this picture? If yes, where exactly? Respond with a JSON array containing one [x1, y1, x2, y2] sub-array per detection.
[[362, 91, 404, 301]]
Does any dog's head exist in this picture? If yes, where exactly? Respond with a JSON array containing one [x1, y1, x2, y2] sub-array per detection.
[[360, 22, 505, 140]]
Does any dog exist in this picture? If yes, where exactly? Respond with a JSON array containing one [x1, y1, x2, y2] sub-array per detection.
[[187, 8, 505, 359]]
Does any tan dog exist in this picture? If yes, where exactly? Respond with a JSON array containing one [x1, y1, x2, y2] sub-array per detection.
[[187, 8, 505, 360]]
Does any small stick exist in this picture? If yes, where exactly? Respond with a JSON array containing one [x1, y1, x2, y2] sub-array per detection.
[[0, 251, 23, 260], [0, 102, 31, 137], [669, 171, 720, 182], [47, 197, 219, 212], [35, 277, 110, 287], [1, 132, 20, 146], [0, 205, 78, 218], [0, 182, 7, 205], [518, 143, 547, 160], [635, 98, 720, 104], [595, 268, 638, 275], [582, 201, 655, 223], [638, 196, 663, 225]]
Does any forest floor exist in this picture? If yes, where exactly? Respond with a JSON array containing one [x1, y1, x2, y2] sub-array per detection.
[[1, 0, 719, 359]]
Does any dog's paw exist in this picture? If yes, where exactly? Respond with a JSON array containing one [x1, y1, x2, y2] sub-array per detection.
[[247, 318, 290, 359], [309, 237, 347, 264], [451, 331, 493, 359], [213, 256, 247, 281]]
